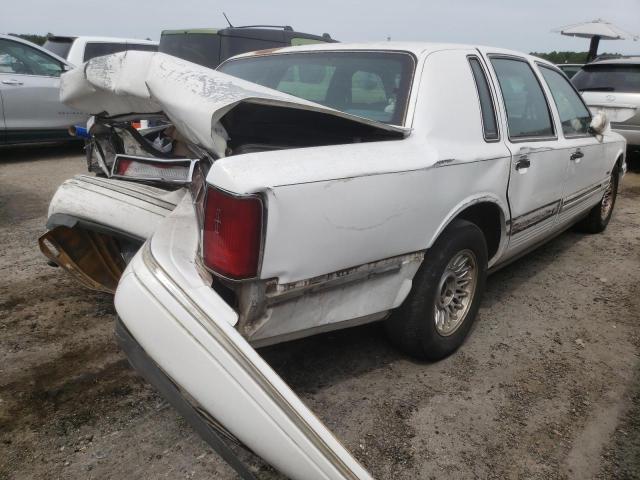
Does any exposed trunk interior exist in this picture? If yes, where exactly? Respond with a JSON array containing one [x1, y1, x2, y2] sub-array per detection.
[[222, 103, 405, 156]]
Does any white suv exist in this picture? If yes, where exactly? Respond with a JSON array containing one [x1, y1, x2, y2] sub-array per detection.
[[43, 35, 157, 67], [573, 57, 640, 154]]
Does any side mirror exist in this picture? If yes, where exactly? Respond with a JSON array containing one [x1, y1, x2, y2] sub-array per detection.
[[589, 111, 608, 135]]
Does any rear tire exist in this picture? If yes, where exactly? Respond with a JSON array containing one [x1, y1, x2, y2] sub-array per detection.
[[576, 169, 618, 234], [385, 219, 488, 361]]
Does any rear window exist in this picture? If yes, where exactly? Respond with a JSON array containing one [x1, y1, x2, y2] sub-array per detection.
[[572, 64, 640, 93], [83, 42, 156, 62], [128, 43, 157, 53], [219, 36, 284, 63], [159, 33, 221, 69], [43, 39, 73, 59], [83, 42, 127, 61], [218, 51, 415, 125]]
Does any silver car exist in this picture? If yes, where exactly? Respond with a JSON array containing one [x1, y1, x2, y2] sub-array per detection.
[[573, 57, 640, 152], [0, 34, 86, 145]]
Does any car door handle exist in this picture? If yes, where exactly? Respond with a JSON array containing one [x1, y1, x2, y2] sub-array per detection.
[[570, 151, 584, 162], [515, 156, 531, 171], [1, 79, 23, 86]]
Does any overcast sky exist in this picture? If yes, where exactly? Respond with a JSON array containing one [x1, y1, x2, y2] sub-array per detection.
[[3, 0, 639, 54]]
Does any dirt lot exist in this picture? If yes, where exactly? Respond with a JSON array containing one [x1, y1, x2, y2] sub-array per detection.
[[1, 145, 639, 480]]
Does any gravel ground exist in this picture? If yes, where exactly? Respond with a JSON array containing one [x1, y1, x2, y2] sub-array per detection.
[[1, 145, 639, 480]]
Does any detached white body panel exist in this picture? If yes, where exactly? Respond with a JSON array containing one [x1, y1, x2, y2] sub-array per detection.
[[47, 175, 185, 240], [115, 196, 372, 480]]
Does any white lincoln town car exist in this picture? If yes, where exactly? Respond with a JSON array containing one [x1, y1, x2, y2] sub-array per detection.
[[40, 42, 626, 479]]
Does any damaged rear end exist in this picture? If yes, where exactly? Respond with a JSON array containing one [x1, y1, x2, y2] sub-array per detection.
[[42, 50, 406, 294], [41, 50, 415, 477]]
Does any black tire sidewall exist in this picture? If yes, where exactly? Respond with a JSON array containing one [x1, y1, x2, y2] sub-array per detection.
[[600, 171, 619, 228], [386, 220, 488, 360]]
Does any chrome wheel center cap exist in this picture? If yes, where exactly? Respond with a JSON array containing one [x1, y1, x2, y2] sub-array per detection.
[[433, 249, 478, 336]]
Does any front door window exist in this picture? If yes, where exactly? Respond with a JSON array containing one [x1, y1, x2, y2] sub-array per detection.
[[0, 39, 63, 77], [538, 65, 591, 137]]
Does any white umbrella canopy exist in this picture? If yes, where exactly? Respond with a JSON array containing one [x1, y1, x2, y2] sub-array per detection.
[[556, 19, 639, 40], [553, 19, 638, 62]]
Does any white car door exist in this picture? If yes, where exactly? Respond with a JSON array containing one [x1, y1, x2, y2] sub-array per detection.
[[536, 64, 608, 225], [0, 37, 85, 142], [486, 54, 566, 257]]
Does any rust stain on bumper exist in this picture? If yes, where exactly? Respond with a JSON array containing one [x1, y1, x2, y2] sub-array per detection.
[[38, 226, 125, 294]]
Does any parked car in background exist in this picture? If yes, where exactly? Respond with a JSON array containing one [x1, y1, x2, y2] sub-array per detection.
[[0, 34, 86, 145], [573, 57, 640, 155], [558, 63, 583, 78], [159, 25, 335, 69], [43, 35, 158, 66], [41, 43, 626, 479]]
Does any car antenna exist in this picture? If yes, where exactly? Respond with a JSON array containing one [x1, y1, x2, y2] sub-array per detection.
[[223, 12, 234, 28]]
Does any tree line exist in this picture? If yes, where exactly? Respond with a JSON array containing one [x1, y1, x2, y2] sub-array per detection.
[[530, 51, 622, 64]]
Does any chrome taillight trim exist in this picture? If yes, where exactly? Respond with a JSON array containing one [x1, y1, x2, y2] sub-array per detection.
[[111, 154, 198, 185]]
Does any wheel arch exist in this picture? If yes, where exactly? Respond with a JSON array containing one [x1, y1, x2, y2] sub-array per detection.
[[615, 150, 625, 175], [428, 195, 508, 266]]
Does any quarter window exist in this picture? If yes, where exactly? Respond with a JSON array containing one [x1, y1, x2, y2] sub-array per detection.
[[83, 42, 127, 62], [468, 57, 499, 140], [539, 65, 591, 136], [490, 57, 554, 140]]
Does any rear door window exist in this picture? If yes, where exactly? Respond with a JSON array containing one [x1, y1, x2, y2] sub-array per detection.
[[127, 43, 157, 53], [159, 33, 221, 68], [539, 65, 591, 136], [43, 39, 73, 59], [83, 42, 127, 62], [490, 57, 555, 140], [0, 39, 63, 77]]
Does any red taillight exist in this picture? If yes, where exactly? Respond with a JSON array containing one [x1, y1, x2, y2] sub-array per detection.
[[203, 187, 263, 279], [114, 158, 133, 175]]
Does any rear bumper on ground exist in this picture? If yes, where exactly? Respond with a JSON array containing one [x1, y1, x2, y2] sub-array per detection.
[[114, 317, 259, 479], [114, 195, 372, 480]]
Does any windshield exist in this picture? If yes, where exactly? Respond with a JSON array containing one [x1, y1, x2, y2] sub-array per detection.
[[572, 64, 640, 93], [160, 33, 221, 69], [218, 51, 415, 125], [43, 39, 73, 59]]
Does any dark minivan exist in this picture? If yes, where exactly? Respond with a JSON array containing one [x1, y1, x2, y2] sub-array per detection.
[[158, 26, 336, 69]]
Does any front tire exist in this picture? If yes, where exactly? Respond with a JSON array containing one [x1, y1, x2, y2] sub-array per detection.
[[385, 219, 488, 361], [576, 169, 618, 233]]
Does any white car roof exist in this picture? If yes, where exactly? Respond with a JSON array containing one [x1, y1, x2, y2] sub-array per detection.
[[52, 35, 157, 45], [227, 41, 557, 68]]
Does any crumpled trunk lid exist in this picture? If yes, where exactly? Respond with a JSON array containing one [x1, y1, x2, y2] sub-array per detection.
[[60, 51, 409, 158]]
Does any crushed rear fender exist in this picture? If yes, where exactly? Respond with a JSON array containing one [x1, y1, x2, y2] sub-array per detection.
[[114, 194, 373, 479]]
